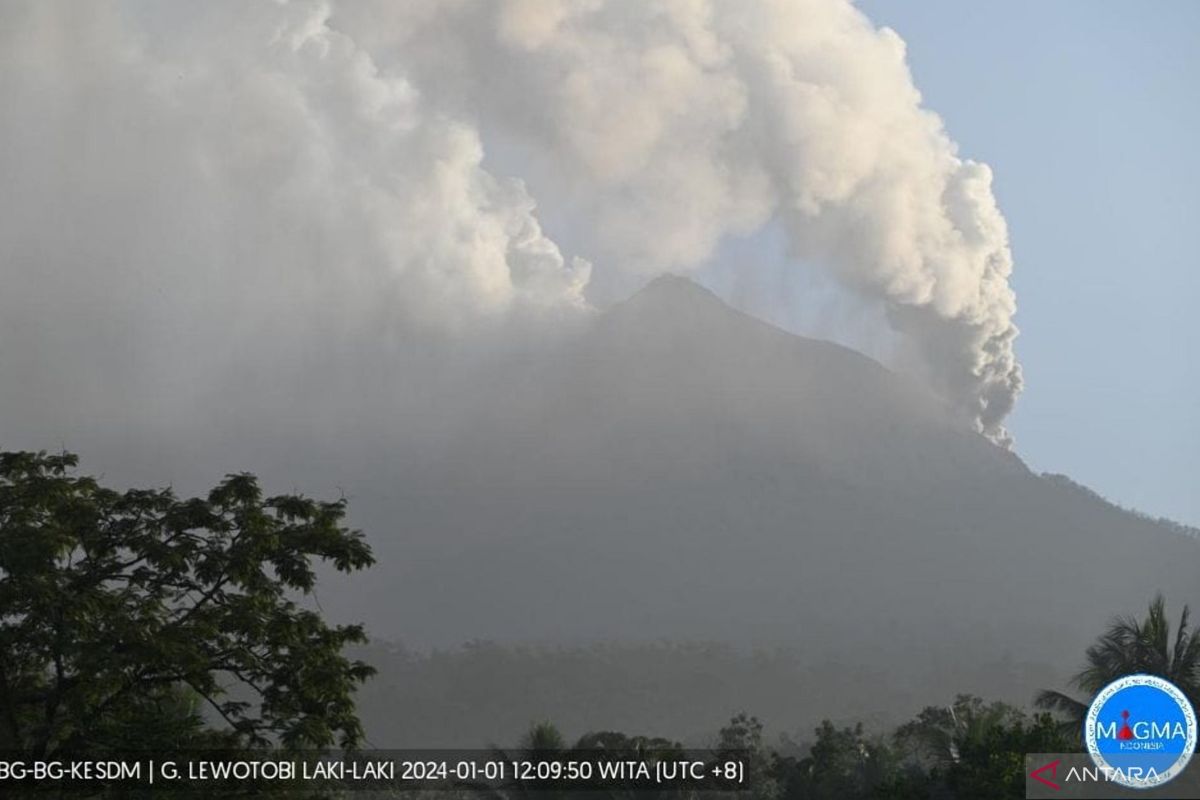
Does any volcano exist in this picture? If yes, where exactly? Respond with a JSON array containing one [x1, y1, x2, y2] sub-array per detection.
[[347, 276, 1198, 743]]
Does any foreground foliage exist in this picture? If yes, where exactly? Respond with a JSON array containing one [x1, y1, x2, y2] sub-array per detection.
[[485, 700, 1070, 800], [0, 450, 375, 756], [1037, 594, 1199, 735]]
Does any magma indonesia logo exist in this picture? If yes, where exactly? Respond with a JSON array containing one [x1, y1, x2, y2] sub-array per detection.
[[1084, 674, 1197, 789]]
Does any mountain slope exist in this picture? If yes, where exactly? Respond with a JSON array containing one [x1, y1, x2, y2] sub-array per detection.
[[343, 276, 1198, 742]]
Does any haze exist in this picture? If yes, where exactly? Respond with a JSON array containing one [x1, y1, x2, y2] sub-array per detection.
[[1, 0, 1196, 745]]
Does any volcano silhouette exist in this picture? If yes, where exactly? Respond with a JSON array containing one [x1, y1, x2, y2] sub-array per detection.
[[347, 276, 1199, 742]]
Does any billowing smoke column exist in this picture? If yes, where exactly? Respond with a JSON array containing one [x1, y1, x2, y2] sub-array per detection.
[[0, 0, 1021, 443]]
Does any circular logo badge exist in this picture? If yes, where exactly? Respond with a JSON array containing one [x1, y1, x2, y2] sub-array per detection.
[[1084, 674, 1197, 789]]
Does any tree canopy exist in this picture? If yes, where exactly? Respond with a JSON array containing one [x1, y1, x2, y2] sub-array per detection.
[[0, 450, 375, 756]]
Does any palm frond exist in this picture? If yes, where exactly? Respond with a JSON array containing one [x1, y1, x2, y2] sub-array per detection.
[[1039, 596, 1199, 741], [1034, 690, 1085, 720]]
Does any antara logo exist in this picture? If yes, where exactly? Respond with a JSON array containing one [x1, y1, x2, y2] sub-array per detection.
[[1064, 763, 1163, 785], [1096, 709, 1188, 744]]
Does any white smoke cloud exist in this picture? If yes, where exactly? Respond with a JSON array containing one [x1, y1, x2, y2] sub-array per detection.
[[0, 1, 588, 359], [0, 0, 1020, 444]]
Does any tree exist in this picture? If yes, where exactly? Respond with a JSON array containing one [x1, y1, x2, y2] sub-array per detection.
[[776, 719, 910, 800], [895, 695, 1071, 800], [484, 722, 683, 800], [573, 729, 680, 755], [895, 695, 1024, 768], [1036, 595, 1200, 734], [0, 450, 375, 756], [716, 713, 781, 800]]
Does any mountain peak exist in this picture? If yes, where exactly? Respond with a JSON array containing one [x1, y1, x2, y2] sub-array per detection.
[[623, 274, 726, 310], [602, 275, 740, 335], [598, 273, 874, 367]]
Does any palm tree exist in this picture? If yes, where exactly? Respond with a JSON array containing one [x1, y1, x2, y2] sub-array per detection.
[[1037, 595, 1200, 734]]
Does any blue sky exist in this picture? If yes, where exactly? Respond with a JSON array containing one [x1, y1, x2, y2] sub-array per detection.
[[852, 0, 1199, 526]]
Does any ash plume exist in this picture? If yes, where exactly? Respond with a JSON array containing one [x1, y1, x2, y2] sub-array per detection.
[[0, 0, 1021, 443]]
